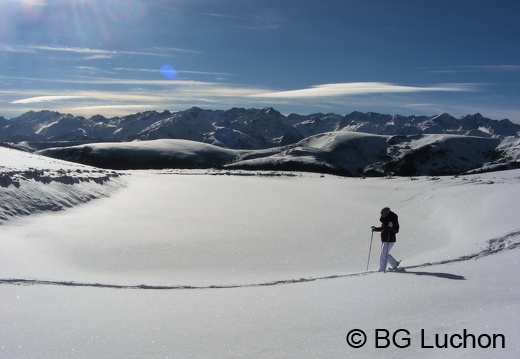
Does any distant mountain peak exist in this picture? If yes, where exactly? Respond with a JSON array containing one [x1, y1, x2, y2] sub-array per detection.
[[1, 107, 518, 147]]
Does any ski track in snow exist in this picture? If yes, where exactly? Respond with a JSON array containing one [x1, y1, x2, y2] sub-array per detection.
[[2, 230, 519, 290]]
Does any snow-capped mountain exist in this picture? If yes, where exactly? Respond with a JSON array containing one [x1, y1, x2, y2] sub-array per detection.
[[0, 107, 306, 149], [1, 107, 519, 148], [2, 107, 520, 176]]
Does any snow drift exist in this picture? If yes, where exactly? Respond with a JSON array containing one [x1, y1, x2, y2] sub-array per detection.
[[0, 147, 123, 223]]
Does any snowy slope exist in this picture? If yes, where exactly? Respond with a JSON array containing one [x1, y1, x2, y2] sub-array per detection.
[[229, 131, 390, 176], [380, 134, 503, 176], [38, 132, 517, 176], [0, 148, 519, 358], [38, 139, 241, 170], [0, 147, 124, 223]]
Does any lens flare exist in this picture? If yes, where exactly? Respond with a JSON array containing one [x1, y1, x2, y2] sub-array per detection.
[[160, 65, 177, 79]]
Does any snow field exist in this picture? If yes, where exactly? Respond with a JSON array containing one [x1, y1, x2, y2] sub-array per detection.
[[1, 146, 519, 358], [4, 171, 515, 286], [1, 249, 518, 358]]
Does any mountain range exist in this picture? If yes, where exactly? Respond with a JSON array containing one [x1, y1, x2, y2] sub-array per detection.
[[1, 107, 519, 176]]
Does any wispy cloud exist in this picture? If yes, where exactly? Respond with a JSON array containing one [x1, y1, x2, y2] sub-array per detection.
[[250, 82, 477, 99], [0, 74, 215, 87], [200, 12, 243, 19], [198, 10, 282, 31], [153, 46, 203, 55], [420, 65, 520, 73], [0, 73, 257, 96], [0, 44, 175, 58], [2, 86, 266, 118], [3, 81, 478, 111], [9, 90, 171, 105], [71, 104, 157, 111], [84, 54, 114, 61], [6, 80, 266, 111], [32, 45, 166, 57], [0, 44, 33, 53], [1, 78, 508, 121], [11, 95, 85, 104], [25, 45, 115, 55]]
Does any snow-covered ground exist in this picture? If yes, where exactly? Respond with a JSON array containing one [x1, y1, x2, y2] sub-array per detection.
[[0, 147, 124, 223], [1, 147, 519, 358]]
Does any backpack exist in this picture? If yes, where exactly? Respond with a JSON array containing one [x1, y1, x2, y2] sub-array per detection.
[[392, 212, 400, 233]]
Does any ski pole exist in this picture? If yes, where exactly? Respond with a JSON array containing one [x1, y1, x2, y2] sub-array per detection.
[[384, 222, 393, 273], [366, 229, 374, 271]]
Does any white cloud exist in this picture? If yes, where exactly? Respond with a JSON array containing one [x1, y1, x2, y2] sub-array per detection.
[[11, 95, 85, 104], [25, 45, 115, 55], [5, 83, 266, 116], [4, 80, 509, 121], [250, 82, 477, 99], [84, 54, 114, 61]]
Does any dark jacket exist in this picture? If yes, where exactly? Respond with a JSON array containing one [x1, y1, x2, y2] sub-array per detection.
[[374, 211, 399, 242]]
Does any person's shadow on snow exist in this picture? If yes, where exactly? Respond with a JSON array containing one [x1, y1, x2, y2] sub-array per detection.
[[389, 269, 466, 280]]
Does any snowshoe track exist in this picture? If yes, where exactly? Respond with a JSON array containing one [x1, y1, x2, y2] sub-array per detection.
[[2, 230, 519, 290]]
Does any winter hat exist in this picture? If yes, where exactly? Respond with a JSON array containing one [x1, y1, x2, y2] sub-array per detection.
[[380, 207, 391, 217]]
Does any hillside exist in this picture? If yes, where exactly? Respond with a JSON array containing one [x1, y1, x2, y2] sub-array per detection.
[[35, 133, 520, 176], [38, 139, 240, 170]]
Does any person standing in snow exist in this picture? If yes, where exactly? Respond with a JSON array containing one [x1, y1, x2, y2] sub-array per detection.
[[372, 207, 400, 272]]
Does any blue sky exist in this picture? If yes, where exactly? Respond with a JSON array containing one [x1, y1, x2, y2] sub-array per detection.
[[0, 0, 519, 122]]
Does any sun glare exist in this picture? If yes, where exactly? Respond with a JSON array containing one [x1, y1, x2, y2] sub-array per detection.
[[160, 65, 177, 80], [11, 0, 47, 20]]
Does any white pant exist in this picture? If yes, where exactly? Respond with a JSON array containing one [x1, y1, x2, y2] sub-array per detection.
[[379, 242, 398, 271]]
